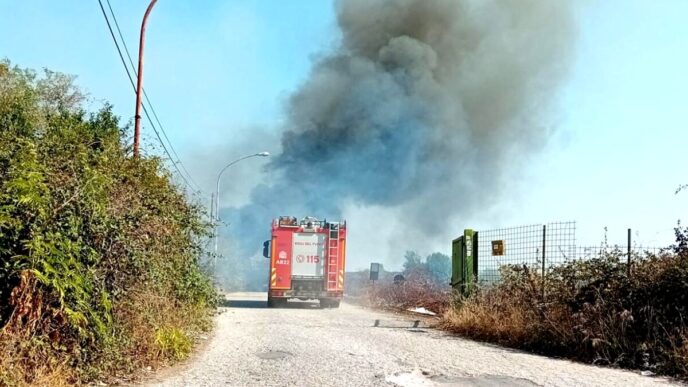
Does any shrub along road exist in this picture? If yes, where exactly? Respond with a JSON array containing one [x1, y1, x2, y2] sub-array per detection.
[[147, 292, 675, 387]]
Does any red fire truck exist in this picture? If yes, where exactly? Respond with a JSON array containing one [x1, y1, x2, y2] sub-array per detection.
[[263, 216, 346, 308]]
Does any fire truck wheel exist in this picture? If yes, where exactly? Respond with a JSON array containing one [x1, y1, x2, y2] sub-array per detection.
[[268, 297, 287, 308], [320, 299, 340, 308]]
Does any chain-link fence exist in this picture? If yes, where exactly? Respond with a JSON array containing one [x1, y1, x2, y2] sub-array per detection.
[[476, 222, 665, 284], [477, 222, 575, 283]]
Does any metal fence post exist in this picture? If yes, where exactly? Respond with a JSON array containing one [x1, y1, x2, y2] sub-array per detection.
[[627, 228, 631, 276], [473, 231, 479, 283], [542, 224, 546, 299], [451, 237, 462, 290]]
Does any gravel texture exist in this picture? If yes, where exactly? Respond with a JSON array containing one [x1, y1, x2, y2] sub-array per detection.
[[146, 292, 678, 387]]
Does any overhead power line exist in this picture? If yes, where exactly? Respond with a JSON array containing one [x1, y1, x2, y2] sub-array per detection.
[[104, 0, 201, 191], [97, 0, 203, 193]]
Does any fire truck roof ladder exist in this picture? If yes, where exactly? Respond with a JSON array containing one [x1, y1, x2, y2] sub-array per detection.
[[327, 223, 340, 291]]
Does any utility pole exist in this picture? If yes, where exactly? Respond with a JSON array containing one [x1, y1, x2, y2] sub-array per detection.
[[133, 0, 158, 158]]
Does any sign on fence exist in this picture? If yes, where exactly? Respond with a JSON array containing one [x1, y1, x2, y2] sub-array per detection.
[[491, 240, 505, 256]]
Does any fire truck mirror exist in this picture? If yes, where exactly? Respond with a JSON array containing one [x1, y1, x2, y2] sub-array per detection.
[[262, 240, 270, 258]]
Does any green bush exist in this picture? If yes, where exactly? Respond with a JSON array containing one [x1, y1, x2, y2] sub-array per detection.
[[155, 327, 193, 361], [0, 60, 216, 385]]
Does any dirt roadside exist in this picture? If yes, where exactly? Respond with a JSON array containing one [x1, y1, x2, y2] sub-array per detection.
[[142, 292, 679, 387]]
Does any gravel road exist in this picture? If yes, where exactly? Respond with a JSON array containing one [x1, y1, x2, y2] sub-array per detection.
[[146, 292, 677, 387]]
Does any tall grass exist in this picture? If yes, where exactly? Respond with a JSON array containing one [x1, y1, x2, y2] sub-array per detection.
[[366, 268, 451, 315], [441, 227, 688, 378]]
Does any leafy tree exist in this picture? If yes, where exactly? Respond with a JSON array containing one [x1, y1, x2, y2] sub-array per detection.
[[426, 252, 451, 283], [402, 250, 423, 272], [671, 221, 688, 256]]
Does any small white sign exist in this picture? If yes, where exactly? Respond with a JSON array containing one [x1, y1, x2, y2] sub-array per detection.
[[291, 233, 325, 277]]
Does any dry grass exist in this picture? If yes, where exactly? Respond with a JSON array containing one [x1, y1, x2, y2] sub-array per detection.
[[0, 283, 213, 386], [97, 287, 213, 383], [0, 270, 80, 386], [366, 269, 451, 315], [440, 247, 688, 378], [0, 350, 74, 387]]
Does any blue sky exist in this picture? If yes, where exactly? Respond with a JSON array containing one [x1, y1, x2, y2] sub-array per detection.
[[500, 0, 688, 248], [0, 1, 334, 142], [1, 1, 686, 268]]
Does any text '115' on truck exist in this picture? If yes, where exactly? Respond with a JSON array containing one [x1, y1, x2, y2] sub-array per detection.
[[262, 216, 346, 308]]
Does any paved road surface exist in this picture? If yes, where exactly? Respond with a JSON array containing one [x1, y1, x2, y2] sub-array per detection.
[[147, 292, 676, 387]]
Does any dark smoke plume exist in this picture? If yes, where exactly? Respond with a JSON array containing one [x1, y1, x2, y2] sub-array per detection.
[[225, 0, 576, 257]]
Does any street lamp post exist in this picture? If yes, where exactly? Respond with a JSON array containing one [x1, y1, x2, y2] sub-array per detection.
[[214, 152, 270, 258]]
